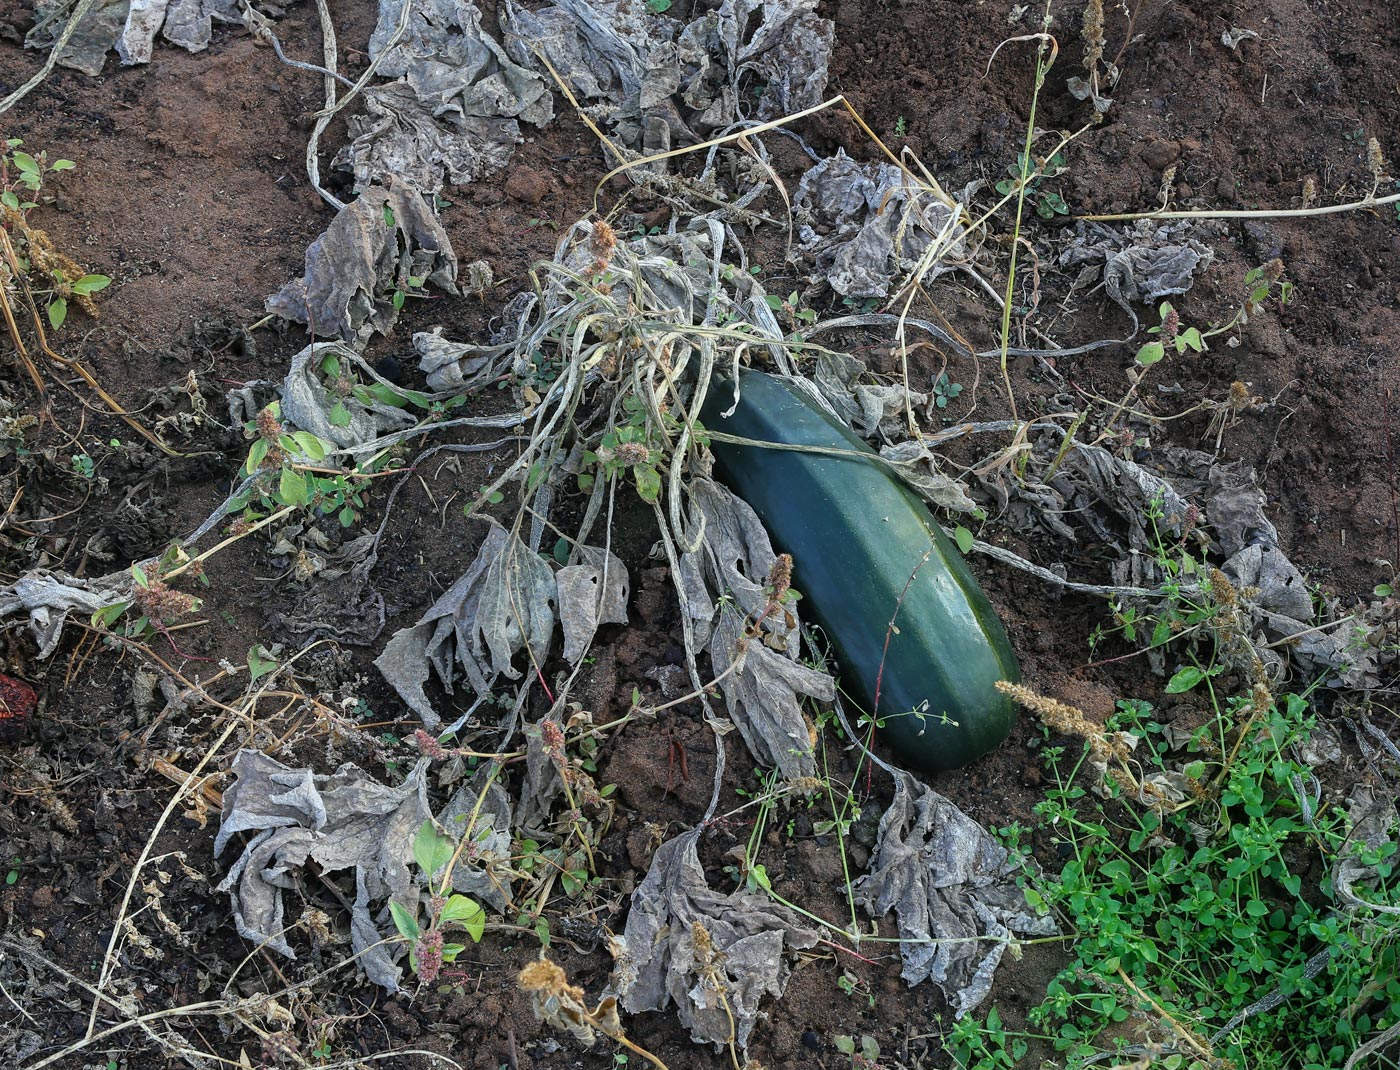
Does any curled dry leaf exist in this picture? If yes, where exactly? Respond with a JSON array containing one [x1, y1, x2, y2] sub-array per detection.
[[557, 546, 630, 664], [375, 521, 556, 728], [678, 478, 825, 778], [854, 771, 1056, 1016], [610, 827, 820, 1050], [266, 179, 458, 342], [214, 750, 433, 992], [333, 0, 554, 194]]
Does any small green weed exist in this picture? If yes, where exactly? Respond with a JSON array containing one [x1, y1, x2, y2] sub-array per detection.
[[1135, 263, 1292, 370], [836, 969, 876, 1009], [2, 141, 110, 329], [766, 289, 817, 331], [833, 1033, 883, 1069], [388, 819, 488, 984], [995, 149, 1069, 219], [931, 371, 963, 410]]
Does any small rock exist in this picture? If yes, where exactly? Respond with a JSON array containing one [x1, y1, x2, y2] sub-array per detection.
[[503, 166, 551, 206], [1138, 138, 1181, 171]]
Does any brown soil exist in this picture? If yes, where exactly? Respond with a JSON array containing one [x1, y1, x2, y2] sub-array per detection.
[[1, 1, 1398, 1069]]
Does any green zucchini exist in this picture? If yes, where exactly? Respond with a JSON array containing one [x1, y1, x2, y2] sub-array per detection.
[[698, 369, 1019, 772]]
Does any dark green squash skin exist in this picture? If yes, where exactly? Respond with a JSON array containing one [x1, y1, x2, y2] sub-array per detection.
[[699, 369, 1019, 772]]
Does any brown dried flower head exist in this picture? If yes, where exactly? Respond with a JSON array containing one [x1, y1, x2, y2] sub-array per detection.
[[1367, 137, 1391, 183], [612, 441, 650, 466], [255, 406, 283, 441], [767, 553, 793, 602], [1081, 0, 1105, 68], [1209, 568, 1239, 608], [996, 681, 1103, 742]]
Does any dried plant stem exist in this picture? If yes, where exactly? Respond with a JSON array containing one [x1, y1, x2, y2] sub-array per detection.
[[616, 1033, 672, 1070], [1, 229, 179, 455], [0, 0, 100, 115], [84, 716, 241, 1040], [993, 10, 1058, 422], [160, 504, 297, 581], [1116, 967, 1218, 1063], [1081, 189, 1400, 223]]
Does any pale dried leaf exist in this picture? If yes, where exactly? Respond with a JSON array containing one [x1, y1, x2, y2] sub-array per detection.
[[678, 480, 825, 776], [854, 772, 1056, 1016], [612, 828, 820, 1049], [266, 179, 458, 342], [880, 441, 978, 513], [375, 522, 557, 727], [214, 750, 433, 991], [557, 547, 630, 663]]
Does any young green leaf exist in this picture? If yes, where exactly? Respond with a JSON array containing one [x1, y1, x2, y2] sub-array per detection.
[[246, 438, 271, 472], [47, 297, 67, 330], [91, 600, 131, 628], [634, 462, 661, 504], [247, 645, 277, 683], [388, 899, 420, 940], [1135, 340, 1166, 367], [1177, 326, 1204, 353], [439, 894, 486, 941], [954, 526, 975, 554], [289, 431, 329, 462], [412, 820, 455, 880], [278, 468, 309, 506], [1164, 665, 1207, 693], [70, 274, 111, 296]]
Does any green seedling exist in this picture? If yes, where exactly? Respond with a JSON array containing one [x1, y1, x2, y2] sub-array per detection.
[[389, 819, 487, 984], [931, 371, 963, 409], [996, 149, 1069, 219], [833, 1034, 882, 1069]]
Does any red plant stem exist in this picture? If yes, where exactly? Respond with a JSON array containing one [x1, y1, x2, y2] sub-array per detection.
[[863, 544, 935, 791], [818, 937, 882, 965], [534, 665, 556, 705]]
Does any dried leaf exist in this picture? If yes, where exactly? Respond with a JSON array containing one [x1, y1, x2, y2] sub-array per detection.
[[1333, 785, 1400, 916], [678, 480, 826, 777], [611, 828, 820, 1049], [0, 570, 127, 659], [707, 609, 827, 778], [557, 546, 630, 663], [334, 0, 554, 194], [214, 750, 433, 991], [266, 179, 458, 342], [501, 0, 831, 158], [434, 767, 515, 913], [880, 441, 978, 513], [794, 150, 966, 299], [414, 327, 505, 392], [1058, 220, 1214, 319], [854, 772, 1056, 1016], [279, 344, 415, 451], [374, 522, 556, 727]]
